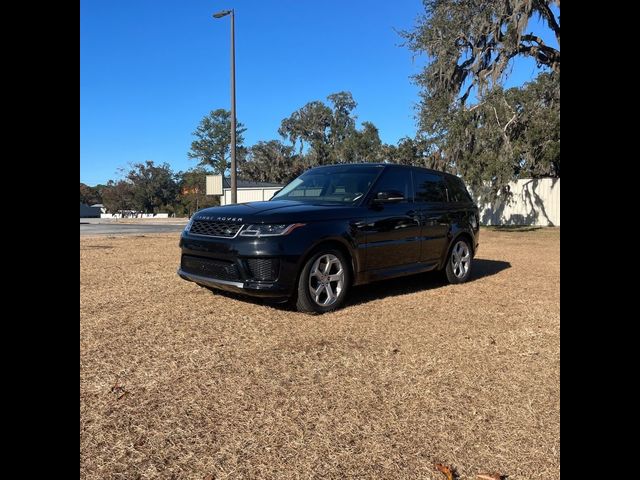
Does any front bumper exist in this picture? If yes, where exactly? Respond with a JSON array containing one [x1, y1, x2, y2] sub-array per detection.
[[177, 231, 304, 298], [177, 267, 291, 298]]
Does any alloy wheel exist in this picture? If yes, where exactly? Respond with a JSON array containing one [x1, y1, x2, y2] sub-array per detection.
[[451, 241, 471, 279], [308, 254, 345, 306]]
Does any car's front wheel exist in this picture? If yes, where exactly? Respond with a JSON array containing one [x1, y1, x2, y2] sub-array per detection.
[[296, 250, 350, 313], [445, 238, 473, 284]]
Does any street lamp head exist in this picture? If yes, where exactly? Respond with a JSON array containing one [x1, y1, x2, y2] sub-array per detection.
[[212, 9, 232, 18]]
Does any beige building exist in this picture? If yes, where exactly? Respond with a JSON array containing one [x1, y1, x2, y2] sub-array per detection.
[[219, 178, 284, 206]]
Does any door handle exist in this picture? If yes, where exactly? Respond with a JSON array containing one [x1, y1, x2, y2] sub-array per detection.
[[406, 210, 421, 224]]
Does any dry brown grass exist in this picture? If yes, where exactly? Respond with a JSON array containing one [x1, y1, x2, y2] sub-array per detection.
[[80, 228, 559, 480]]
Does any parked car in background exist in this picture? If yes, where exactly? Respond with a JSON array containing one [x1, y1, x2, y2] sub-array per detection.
[[178, 163, 479, 313]]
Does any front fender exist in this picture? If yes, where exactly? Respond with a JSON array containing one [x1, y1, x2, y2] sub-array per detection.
[[293, 221, 363, 279]]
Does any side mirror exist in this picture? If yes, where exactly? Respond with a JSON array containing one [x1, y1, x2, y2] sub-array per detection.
[[372, 190, 405, 204]]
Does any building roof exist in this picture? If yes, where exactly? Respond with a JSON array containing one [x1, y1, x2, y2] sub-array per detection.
[[222, 178, 284, 189]]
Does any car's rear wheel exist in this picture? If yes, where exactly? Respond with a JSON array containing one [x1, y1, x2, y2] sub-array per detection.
[[296, 250, 350, 313], [445, 238, 473, 284]]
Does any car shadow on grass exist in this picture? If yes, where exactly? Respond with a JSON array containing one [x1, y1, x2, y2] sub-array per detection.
[[345, 258, 511, 308], [485, 225, 543, 233], [203, 259, 511, 312]]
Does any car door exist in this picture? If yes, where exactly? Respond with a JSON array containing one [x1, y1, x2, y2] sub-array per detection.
[[412, 169, 451, 263], [362, 167, 421, 270]]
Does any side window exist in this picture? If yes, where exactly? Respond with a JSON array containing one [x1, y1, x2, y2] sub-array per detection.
[[371, 168, 412, 202], [413, 170, 447, 203], [445, 176, 473, 203]]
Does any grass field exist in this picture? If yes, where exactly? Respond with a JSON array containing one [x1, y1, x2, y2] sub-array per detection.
[[80, 227, 559, 480]]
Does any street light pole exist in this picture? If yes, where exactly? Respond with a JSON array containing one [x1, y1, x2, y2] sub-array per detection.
[[213, 8, 237, 204], [229, 9, 237, 204]]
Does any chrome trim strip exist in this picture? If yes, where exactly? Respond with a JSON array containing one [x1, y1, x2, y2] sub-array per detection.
[[177, 268, 244, 289]]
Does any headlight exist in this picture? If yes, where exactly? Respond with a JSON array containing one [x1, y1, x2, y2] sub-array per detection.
[[183, 217, 195, 233], [240, 223, 305, 237]]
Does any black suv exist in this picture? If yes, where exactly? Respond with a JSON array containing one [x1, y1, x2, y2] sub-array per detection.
[[178, 163, 479, 313]]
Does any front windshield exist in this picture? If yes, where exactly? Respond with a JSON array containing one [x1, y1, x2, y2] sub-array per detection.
[[272, 165, 383, 204]]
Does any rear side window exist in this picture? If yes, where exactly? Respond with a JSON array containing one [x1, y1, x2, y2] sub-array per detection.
[[413, 170, 448, 203], [445, 176, 473, 203], [371, 167, 412, 202]]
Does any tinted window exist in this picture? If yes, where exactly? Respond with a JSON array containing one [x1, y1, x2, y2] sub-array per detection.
[[445, 176, 473, 203], [413, 170, 447, 203], [371, 167, 412, 202]]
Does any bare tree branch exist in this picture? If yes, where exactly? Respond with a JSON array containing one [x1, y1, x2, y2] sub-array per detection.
[[534, 0, 560, 46], [492, 107, 502, 128], [467, 101, 485, 112], [521, 33, 549, 46], [513, 44, 560, 72], [504, 113, 517, 132]]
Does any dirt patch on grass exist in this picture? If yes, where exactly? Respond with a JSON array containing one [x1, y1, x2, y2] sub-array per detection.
[[80, 228, 559, 479]]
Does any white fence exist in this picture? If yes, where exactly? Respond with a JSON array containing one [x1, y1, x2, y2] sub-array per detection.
[[100, 213, 169, 219], [477, 178, 560, 226]]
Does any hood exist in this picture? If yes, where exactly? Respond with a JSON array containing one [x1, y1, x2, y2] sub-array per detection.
[[194, 200, 361, 224]]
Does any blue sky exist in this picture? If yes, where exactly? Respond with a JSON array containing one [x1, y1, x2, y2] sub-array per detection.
[[80, 0, 557, 186]]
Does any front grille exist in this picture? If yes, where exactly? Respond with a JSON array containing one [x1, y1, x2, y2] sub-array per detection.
[[246, 258, 280, 281], [189, 220, 243, 237], [181, 255, 241, 282]]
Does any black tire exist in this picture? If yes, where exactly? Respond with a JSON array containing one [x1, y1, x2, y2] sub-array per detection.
[[296, 249, 351, 314], [444, 238, 473, 284]]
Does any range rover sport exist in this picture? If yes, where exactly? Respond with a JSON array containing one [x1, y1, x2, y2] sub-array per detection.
[[178, 163, 479, 313]]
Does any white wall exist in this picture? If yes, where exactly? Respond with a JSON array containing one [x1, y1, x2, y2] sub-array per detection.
[[477, 178, 560, 226], [100, 213, 169, 219], [220, 188, 281, 206]]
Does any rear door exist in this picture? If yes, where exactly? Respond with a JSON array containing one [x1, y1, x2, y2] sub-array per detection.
[[444, 174, 479, 239], [412, 169, 451, 262]]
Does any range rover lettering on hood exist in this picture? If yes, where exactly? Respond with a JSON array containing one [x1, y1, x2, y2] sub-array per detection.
[[197, 215, 243, 222]]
